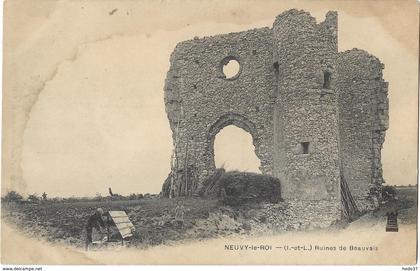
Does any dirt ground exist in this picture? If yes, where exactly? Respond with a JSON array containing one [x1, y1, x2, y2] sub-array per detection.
[[1, 186, 417, 250]]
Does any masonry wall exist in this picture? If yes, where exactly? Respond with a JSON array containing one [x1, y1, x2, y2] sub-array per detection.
[[164, 28, 276, 196], [272, 10, 341, 210], [163, 9, 388, 218], [336, 49, 389, 211]]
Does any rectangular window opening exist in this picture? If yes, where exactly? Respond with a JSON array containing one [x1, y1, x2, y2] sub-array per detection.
[[301, 142, 310, 154], [273, 62, 280, 97], [323, 71, 331, 89]]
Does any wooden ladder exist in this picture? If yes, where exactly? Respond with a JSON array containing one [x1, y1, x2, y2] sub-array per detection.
[[340, 172, 360, 221]]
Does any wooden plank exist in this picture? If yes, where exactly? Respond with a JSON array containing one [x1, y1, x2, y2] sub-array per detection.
[[109, 211, 127, 216], [120, 228, 133, 238], [113, 217, 132, 223], [108, 211, 135, 239], [115, 224, 133, 230]]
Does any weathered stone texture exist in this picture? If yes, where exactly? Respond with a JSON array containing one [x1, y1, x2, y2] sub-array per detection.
[[336, 49, 389, 211], [286, 199, 342, 229], [164, 28, 275, 194], [162, 9, 388, 223], [272, 10, 340, 205]]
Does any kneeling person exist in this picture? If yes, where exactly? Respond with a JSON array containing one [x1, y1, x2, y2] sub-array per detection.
[[85, 208, 106, 250]]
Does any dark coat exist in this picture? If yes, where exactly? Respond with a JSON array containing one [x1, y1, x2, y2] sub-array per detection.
[[86, 213, 105, 231]]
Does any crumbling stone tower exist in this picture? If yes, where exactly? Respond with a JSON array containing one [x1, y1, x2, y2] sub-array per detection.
[[163, 9, 388, 224], [272, 11, 340, 203]]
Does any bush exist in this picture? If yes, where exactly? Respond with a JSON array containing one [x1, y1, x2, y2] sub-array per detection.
[[65, 196, 79, 203], [50, 197, 63, 203], [382, 185, 397, 201], [105, 194, 126, 201], [128, 193, 144, 200], [28, 193, 40, 203], [94, 193, 104, 201], [2, 191, 24, 203], [199, 169, 282, 205]]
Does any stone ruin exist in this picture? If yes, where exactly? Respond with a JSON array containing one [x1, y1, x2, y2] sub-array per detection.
[[162, 9, 388, 226]]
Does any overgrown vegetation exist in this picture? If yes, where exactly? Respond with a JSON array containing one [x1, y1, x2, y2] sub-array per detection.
[[2, 197, 221, 248], [382, 185, 397, 202], [1, 190, 157, 204], [2, 191, 23, 203], [2, 185, 416, 249], [198, 169, 282, 205], [376, 185, 417, 224]]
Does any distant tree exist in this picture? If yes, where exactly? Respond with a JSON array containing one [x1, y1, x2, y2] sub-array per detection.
[[67, 196, 78, 203], [129, 193, 136, 200], [51, 197, 62, 203], [2, 191, 23, 203], [42, 192, 47, 201], [28, 193, 40, 203], [95, 193, 103, 201]]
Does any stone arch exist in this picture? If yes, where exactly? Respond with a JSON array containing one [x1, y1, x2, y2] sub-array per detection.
[[206, 113, 261, 169]]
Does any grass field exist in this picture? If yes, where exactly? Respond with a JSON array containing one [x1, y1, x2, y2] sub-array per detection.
[[2, 198, 223, 248], [2, 186, 417, 249]]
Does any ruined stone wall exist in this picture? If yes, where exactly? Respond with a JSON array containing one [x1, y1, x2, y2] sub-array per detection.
[[286, 199, 342, 228], [163, 9, 388, 217], [336, 49, 389, 211], [272, 10, 340, 210], [164, 28, 276, 196]]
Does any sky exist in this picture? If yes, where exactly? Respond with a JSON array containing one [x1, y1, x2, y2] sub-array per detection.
[[3, 0, 418, 197]]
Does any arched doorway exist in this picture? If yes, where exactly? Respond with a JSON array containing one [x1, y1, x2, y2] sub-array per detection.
[[214, 125, 260, 173], [207, 113, 262, 171]]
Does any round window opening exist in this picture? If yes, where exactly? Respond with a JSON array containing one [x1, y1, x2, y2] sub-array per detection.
[[221, 57, 241, 80]]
